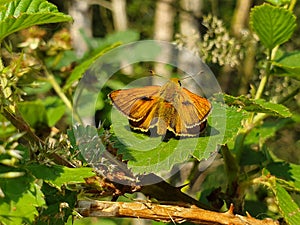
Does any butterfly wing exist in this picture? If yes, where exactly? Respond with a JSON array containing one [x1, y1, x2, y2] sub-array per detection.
[[163, 88, 211, 136], [109, 82, 211, 137], [181, 88, 211, 127], [129, 101, 159, 132], [109, 86, 160, 122], [168, 109, 208, 136]]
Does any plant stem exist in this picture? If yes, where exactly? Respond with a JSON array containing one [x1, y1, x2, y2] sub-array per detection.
[[288, 0, 297, 11], [254, 49, 272, 100], [43, 67, 82, 124], [221, 145, 239, 185], [45, 68, 72, 110]]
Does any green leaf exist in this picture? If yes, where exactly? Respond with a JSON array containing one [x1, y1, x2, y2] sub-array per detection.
[[100, 30, 140, 46], [265, 0, 291, 6], [257, 170, 300, 224], [38, 182, 77, 225], [193, 102, 246, 160], [0, 172, 45, 225], [0, 0, 15, 6], [223, 94, 292, 118], [0, 0, 72, 42], [22, 81, 52, 95], [274, 182, 300, 225], [27, 164, 95, 188], [63, 43, 121, 90], [18, 98, 66, 127], [17, 100, 48, 127], [245, 118, 291, 145], [273, 50, 300, 77], [250, 4, 296, 49], [267, 162, 300, 190], [111, 101, 246, 174], [43, 96, 66, 127], [45, 50, 78, 70]]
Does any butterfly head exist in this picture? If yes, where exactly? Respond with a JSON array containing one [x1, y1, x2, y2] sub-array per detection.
[[170, 78, 182, 87]]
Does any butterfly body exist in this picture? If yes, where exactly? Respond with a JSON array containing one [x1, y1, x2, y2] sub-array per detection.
[[109, 78, 211, 137]]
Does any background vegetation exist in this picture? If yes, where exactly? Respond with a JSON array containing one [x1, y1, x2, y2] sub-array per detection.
[[0, 0, 299, 224]]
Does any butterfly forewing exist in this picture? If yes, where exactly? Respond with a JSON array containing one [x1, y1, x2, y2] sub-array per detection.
[[182, 88, 211, 124], [109, 86, 160, 121], [129, 101, 159, 131]]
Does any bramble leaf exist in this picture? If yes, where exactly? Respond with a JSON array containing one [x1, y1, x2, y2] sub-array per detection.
[[111, 101, 245, 174], [0, 170, 45, 224], [0, 0, 72, 42], [223, 94, 292, 118], [250, 4, 296, 49], [273, 50, 300, 79], [28, 164, 95, 189]]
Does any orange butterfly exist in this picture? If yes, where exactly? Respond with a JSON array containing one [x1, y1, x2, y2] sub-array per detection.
[[109, 78, 211, 137]]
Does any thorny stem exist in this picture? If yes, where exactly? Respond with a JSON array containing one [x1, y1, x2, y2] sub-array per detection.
[[1, 107, 75, 168]]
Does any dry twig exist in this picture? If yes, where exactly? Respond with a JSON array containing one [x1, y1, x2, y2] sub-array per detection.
[[77, 200, 279, 225]]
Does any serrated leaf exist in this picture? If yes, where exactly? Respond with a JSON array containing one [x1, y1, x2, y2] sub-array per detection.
[[39, 182, 77, 225], [0, 0, 72, 42], [267, 162, 300, 190], [274, 182, 300, 225], [273, 50, 300, 76], [193, 102, 246, 160], [250, 4, 296, 49], [27, 164, 95, 188], [223, 94, 292, 118], [111, 101, 246, 174]]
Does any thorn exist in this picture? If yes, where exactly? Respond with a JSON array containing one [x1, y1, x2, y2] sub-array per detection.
[[226, 204, 234, 215], [246, 211, 253, 218]]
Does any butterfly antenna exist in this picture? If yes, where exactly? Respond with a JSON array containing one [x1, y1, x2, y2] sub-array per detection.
[[181, 75, 193, 81], [181, 70, 205, 80], [149, 70, 164, 78]]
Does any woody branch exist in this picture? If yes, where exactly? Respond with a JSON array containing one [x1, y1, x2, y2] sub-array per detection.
[[77, 200, 278, 225]]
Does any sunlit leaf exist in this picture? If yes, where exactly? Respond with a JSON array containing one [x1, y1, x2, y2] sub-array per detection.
[[0, 0, 72, 42], [275, 182, 300, 225], [273, 50, 300, 78], [223, 94, 292, 118], [111, 101, 245, 174], [250, 4, 296, 49], [28, 164, 95, 189]]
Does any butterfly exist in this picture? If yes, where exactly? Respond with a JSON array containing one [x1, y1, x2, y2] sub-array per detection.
[[108, 78, 211, 137]]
